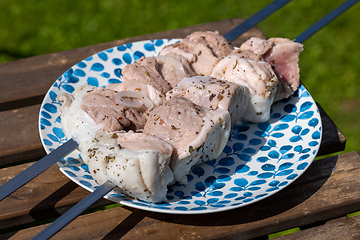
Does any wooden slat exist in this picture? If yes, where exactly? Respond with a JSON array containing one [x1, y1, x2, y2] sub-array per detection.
[[0, 105, 46, 167], [275, 215, 360, 239], [1, 151, 359, 240], [0, 18, 265, 110], [0, 164, 112, 230]]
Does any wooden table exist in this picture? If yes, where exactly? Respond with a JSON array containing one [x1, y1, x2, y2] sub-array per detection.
[[0, 18, 358, 240]]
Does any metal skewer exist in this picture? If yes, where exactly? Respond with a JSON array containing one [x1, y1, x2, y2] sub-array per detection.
[[32, 0, 359, 239], [0, 0, 290, 202]]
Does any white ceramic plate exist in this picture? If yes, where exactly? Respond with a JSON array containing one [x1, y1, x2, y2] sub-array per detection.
[[39, 39, 322, 214]]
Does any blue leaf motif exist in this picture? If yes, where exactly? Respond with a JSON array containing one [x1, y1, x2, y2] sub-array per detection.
[[247, 187, 261, 191], [273, 123, 289, 131], [49, 91, 57, 102], [155, 39, 164, 46], [194, 200, 206, 206], [279, 162, 293, 170], [207, 198, 219, 204], [207, 191, 223, 196], [117, 45, 127, 51], [268, 140, 277, 147], [261, 164, 276, 171], [249, 138, 262, 145], [237, 154, 251, 162], [248, 171, 258, 176], [284, 104, 297, 113], [292, 125, 302, 134], [257, 156, 269, 163], [301, 90, 310, 98], [312, 131, 321, 140], [53, 127, 65, 139], [112, 58, 122, 65], [114, 68, 122, 78], [101, 72, 110, 78], [87, 77, 99, 87], [280, 114, 297, 122], [271, 133, 284, 138], [286, 174, 298, 180], [90, 63, 104, 72], [133, 51, 145, 60], [260, 146, 271, 151], [258, 122, 271, 132], [233, 133, 247, 140], [40, 118, 51, 126], [43, 103, 57, 113], [268, 150, 280, 159], [224, 193, 237, 199], [210, 182, 226, 190], [43, 139, 52, 146], [297, 162, 309, 170], [276, 169, 294, 176], [282, 153, 295, 160], [235, 164, 250, 173], [308, 118, 319, 127], [214, 167, 230, 174], [290, 135, 302, 142], [191, 166, 204, 178], [250, 180, 266, 186], [218, 157, 235, 166], [74, 69, 86, 77], [204, 176, 216, 187], [217, 175, 232, 182], [41, 111, 52, 119], [300, 101, 313, 112], [144, 43, 155, 51], [257, 172, 274, 179], [298, 111, 314, 120], [223, 145, 232, 154], [299, 154, 310, 161], [242, 148, 256, 154], [98, 52, 108, 61], [47, 134, 60, 143], [205, 159, 216, 167], [62, 84, 75, 93], [195, 182, 206, 191], [123, 53, 132, 64], [108, 78, 121, 84], [234, 178, 248, 187], [301, 128, 310, 136], [233, 142, 244, 152], [279, 145, 292, 154]]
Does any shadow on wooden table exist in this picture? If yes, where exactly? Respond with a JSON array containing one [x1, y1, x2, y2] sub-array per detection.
[[101, 156, 337, 239]]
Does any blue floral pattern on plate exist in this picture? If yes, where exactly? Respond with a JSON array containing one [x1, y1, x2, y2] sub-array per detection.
[[39, 39, 322, 214]]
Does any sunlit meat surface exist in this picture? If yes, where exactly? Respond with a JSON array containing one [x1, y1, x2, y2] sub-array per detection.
[[122, 56, 172, 93], [106, 79, 165, 107], [211, 49, 279, 123], [159, 31, 232, 76], [143, 97, 230, 183], [166, 76, 249, 126], [81, 87, 148, 132], [240, 37, 303, 101], [156, 54, 196, 88], [80, 131, 174, 203]]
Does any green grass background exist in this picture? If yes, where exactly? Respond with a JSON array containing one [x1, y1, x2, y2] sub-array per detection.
[[0, 0, 359, 237]]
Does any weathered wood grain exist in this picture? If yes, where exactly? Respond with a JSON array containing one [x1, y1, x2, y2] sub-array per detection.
[[0, 18, 265, 110], [276, 215, 360, 240], [0, 164, 112, 231], [1, 152, 359, 240]]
